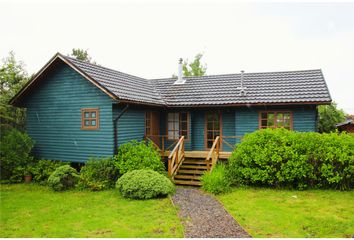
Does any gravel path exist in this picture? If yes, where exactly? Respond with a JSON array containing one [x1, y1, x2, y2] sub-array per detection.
[[172, 187, 251, 238]]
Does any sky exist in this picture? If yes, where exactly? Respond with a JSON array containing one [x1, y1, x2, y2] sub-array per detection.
[[1, 0, 354, 114]]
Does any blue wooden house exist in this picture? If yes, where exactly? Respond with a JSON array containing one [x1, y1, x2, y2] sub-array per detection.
[[11, 53, 331, 185]]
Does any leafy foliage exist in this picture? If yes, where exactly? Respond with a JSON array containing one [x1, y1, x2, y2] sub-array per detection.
[[318, 102, 346, 133], [0, 51, 28, 135], [31, 160, 66, 185], [113, 140, 165, 175], [78, 157, 119, 191], [182, 53, 207, 77], [0, 129, 35, 182], [69, 48, 95, 63], [47, 165, 79, 191], [201, 163, 231, 194], [116, 170, 175, 199], [228, 128, 354, 190]]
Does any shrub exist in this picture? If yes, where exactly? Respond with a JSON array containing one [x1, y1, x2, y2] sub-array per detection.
[[32, 160, 66, 185], [48, 165, 79, 191], [79, 157, 119, 191], [0, 129, 35, 182], [228, 128, 354, 190], [201, 164, 231, 194], [116, 170, 175, 199], [113, 140, 165, 175]]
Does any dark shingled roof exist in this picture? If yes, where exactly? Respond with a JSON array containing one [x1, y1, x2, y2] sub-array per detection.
[[64, 55, 331, 106]]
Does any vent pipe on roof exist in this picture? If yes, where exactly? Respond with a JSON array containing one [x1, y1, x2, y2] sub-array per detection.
[[174, 58, 186, 84], [237, 70, 247, 96]]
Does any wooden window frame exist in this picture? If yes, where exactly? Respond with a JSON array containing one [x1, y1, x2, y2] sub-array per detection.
[[204, 111, 222, 150], [145, 111, 152, 136], [258, 111, 293, 130], [81, 108, 100, 130], [167, 112, 190, 140]]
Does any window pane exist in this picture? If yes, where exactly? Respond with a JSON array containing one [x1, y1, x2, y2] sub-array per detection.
[[207, 140, 213, 148], [84, 112, 90, 118], [207, 121, 213, 130], [267, 113, 275, 126], [207, 131, 213, 139], [261, 120, 267, 127], [180, 112, 187, 121], [261, 112, 267, 119], [168, 113, 174, 121], [168, 122, 174, 130], [277, 113, 283, 120], [84, 120, 90, 126], [91, 112, 96, 118], [174, 113, 179, 121], [91, 120, 96, 126], [168, 130, 174, 139], [174, 122, 179, 130], [181, 121, 187, 131]]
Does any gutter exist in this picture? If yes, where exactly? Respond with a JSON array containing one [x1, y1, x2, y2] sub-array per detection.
[[113, 104, 130, 155]]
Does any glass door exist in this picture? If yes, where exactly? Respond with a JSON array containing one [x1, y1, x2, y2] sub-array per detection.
[[205, 112, 221, 149]]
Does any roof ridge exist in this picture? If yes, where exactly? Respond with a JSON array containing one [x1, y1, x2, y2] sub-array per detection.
[[150, 69, 322, 81]]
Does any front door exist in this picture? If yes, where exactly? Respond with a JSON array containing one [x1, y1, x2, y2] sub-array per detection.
[[205, 112, 221, 149], [145, 111, 160, 146]]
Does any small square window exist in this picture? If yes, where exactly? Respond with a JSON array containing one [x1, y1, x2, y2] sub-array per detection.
[[82, 108, 99, 130]]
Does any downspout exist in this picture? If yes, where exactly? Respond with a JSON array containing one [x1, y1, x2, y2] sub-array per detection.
[[114, 104, 130, 154]]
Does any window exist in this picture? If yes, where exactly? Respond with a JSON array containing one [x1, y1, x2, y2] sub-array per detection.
[[145, 112, 151, 136], [81, 108, 99, 130], [259, 111, 292, 130], [167, 112, 189, 140], [205, 112, 221, 148]]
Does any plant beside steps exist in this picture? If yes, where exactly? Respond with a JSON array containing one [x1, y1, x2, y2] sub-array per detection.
[[173, 158, 208, 186]]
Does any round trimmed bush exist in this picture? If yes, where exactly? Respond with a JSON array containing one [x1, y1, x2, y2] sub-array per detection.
[[113, 140, 165, 175], [116, 170, 175, 199], [79, 157, 119, 191], [48, 165, 79, 191]]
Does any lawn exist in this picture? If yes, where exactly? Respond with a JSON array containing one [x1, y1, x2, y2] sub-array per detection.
[[0, 184, 184, 238], [217, 187, 354, 238]]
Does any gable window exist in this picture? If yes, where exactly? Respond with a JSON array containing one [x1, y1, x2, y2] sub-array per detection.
[[167, 112, 189, 140], [259, 111, 292, 130], [81, 108, 99, 130]]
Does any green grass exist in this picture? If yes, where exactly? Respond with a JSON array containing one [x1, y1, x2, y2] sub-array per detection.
[[0, 184, 184, 238], [217, 187, 354, 238]]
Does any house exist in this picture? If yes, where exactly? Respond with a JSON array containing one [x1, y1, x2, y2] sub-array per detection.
[[10, 53, 331, 185], [336, 119, 354, 133]]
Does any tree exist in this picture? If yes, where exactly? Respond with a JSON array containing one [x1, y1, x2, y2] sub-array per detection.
[[0, 51, 29, 134], [69, 48, 95, 63], [182, 53, 207, 77], [318, 102, 346, 133]]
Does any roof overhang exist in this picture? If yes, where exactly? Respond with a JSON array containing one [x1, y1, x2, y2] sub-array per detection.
[[10, 53, 119, 107]]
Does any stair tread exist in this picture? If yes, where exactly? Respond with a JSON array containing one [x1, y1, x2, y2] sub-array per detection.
[[174, 174, 201, 180], [180, 165, 208, 169], [183, 160, 208, 165], [178, 169, 205, 174], [174, 180, 202, 186]]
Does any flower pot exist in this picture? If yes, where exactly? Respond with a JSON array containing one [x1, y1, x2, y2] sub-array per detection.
[[24, 175, 32, 183]]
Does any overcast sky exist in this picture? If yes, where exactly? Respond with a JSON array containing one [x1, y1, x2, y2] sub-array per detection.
[[1, 0, 354, 114]]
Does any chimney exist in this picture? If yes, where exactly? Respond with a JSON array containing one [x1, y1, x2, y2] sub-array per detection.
[[237, 70, 247, 96], [174, 58, 186, 84]]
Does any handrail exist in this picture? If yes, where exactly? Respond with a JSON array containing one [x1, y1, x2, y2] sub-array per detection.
[[145, 135, 179, 153], [168, 136, 185, 178], [221, 135, 243, 150], [205, 136, 220, 172]]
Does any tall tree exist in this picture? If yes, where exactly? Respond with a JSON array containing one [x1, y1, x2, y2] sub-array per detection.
[[318, 102, 346, 133], [182, 53, 207, 77], [0, 51, 29, 134], [69, 48, 95, 63]]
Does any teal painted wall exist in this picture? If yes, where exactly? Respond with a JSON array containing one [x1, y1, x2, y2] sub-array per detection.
[[113, 105, 145, 147], [23, 61, 114, 163]]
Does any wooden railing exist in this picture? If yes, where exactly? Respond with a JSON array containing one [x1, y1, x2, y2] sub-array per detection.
[[206, 136, 221, 172], [221, 135, 243, 150], [168, 136, 185, 178], [145, 135, 179, 153]]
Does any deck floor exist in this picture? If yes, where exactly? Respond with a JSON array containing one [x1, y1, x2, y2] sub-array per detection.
[[161, 150, 231, 159]]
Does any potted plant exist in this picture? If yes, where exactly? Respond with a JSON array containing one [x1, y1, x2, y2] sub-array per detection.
[[23, 165, 34, 183]]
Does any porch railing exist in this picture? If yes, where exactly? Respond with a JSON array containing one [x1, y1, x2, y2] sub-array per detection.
[[168, 136, 185, 178], [221, 135, 243, 151], [145, 135, 179, 153], [206, 136, 220, 172]]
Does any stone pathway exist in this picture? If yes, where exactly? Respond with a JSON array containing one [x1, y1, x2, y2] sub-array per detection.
[[172, 187, 251, 238]]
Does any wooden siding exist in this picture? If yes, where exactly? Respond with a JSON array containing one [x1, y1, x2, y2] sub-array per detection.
[[113, 105, 145, 146], [24, 62, 114, 163]]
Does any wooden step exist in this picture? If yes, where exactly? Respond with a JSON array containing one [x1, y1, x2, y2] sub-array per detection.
[[177, 169, 206, 175], [174, 179, 202, 186], [174, 174, 201, 180], [183, 159, 208, 165], [180, 165, 208, 170]]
